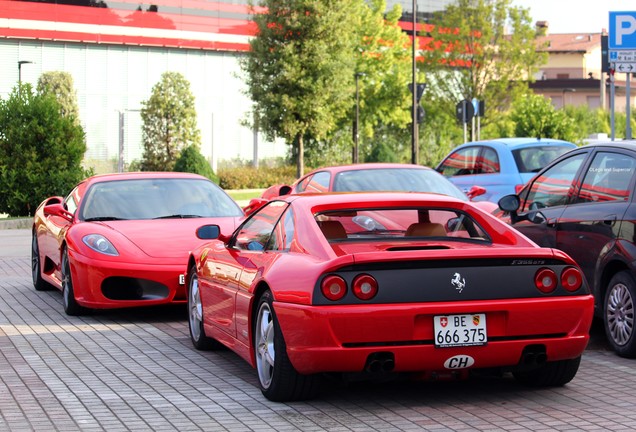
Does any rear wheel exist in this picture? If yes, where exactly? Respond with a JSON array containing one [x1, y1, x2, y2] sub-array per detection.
[[31, 231, 53, 291], [604, 271, 636, 358], [254, 290, 319, 402], [513, 356, 581, 387], [61, 247, 86, 316], [187, 266, 222, 350]]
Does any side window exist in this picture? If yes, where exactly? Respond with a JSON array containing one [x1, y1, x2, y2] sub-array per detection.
[[233, 201, 288, 251], [270, 207, 295, 251], [521, 153, 587, 212], [576, 152, 635, 203], [305, 171, 330, 192], [438, 146, 480, 176], [295, 175, 312, 193], [478, 147, 499, 174], [64, 187, 79, 214]]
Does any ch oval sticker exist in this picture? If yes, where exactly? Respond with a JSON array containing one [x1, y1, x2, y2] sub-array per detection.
[[444, 355, 475, 369]]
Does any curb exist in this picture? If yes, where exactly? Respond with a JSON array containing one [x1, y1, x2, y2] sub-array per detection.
[[0, 218, 31, 230]]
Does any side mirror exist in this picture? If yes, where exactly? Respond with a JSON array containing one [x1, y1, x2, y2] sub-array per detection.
[[196, 224, 220, 240], [498, 194, 520, 213], [43, 203, 73, 221], [498, 194, 522, 224], [466, 185, 486, 200]]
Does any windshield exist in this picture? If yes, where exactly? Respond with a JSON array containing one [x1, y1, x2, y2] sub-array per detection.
[[332, 168, 467, 200], [79, 178, 243, 221]]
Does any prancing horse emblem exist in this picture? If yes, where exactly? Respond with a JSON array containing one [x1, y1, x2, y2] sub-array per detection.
[[451, 272, 466, 293]]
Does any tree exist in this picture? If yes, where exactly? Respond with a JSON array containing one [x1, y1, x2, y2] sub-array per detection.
[[509, 93, 578, 141], [0, 85, 89, 216], [140, 72, 201, 171], [242, 0, 359, 177], [36, 71, 80, 123], [173, 145, 219, 184], [420, 0, 546, 120]]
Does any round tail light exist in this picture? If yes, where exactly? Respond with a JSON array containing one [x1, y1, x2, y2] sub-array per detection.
[[352, 274, 378, 300], [535, 268, 557, 293], [321, 275, 347, 301], [561, 267, 583, 292]]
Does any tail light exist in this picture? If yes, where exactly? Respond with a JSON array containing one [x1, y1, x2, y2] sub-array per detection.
[[535, 268, 557, 293], [561, 267, 583, 292], [321, 275, 347, 301], [352, 274, 378, 300]]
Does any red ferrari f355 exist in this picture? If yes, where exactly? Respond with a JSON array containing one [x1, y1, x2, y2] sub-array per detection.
[[32, 172, 243, 315], [186, 192, 594, 402]]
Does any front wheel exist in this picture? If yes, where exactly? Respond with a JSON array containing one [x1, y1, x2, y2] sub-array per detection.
[[61, 247, 86, 316], [513, 356, 581, 387], [604, 271, 636, 358], [31, 232, 53, 291], [187, 266, 222, 350], [254, 290, 319, 402]]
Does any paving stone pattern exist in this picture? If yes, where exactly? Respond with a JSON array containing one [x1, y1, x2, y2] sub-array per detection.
[[1, 253, 636, 431]]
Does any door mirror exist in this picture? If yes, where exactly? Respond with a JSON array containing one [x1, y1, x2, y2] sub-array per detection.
[[43, 203, 73, 221]]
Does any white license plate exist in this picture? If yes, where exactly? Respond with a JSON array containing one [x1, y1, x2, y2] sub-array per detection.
[[434, 314, 487, 348]]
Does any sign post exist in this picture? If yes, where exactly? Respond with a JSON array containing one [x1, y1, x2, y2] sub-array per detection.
[[609, 11, 636, 140]]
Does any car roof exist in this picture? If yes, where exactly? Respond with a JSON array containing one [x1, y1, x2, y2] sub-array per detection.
[[305, 163, 433, 176], [455, 137, 576, 150], [581, 140, 636, 151], [83, 171, 209, 185], [284, 191, 465, 207]]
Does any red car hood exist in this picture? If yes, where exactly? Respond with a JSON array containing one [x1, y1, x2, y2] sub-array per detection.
[[100, 218, 238, 259]]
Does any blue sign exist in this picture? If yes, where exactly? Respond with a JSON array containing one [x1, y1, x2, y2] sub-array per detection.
[[609, 12, 636, 49]]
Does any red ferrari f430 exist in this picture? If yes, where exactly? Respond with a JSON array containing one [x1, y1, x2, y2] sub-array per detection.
[[32, 172, 243, 315]]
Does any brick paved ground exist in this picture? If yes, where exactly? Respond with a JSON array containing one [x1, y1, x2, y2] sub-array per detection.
[[1, 230, 635, 431]]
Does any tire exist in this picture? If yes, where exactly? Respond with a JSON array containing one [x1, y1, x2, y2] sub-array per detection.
[[604, 271, 636, 358], [61, 247, 86, 316], [187, 266, 222, 350], [513, 356, 581, 387], [31, 231, 53, 291], [254, 290, 320, 402]]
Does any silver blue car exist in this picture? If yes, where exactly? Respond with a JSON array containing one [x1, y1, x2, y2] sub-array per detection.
[[436, 138, 577, 203]]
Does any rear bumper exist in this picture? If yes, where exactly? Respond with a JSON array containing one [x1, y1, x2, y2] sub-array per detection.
[[273, 296, 594, 374]]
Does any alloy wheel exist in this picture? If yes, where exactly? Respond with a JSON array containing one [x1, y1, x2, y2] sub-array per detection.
[[607, 282, 635, 346], [255, 301, 275, 389]]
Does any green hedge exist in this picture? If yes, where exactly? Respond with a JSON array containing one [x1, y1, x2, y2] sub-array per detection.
[[218, 165, 297, 189]]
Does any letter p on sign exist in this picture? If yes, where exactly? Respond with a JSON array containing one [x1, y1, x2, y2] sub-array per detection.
[[610, 12, 636, 49]]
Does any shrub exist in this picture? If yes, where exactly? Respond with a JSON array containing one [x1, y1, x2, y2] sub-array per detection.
[[218, 165, 297, 189], [173, 145, 219, 184], [0, 85, 90, 216]]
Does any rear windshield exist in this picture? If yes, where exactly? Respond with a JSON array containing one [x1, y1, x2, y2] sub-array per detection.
[[332, 168, 467, 200], [513, 146, 573, 173], [315, 207, 490, 242]]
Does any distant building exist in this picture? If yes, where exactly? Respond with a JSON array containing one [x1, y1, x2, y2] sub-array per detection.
[[530, 22, 635, 113], [0, 0, 453, 174]]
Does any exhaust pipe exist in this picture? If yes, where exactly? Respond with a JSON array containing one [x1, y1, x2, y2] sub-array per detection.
[[519, 345, 547, 368], [364, 352, 395, 373]]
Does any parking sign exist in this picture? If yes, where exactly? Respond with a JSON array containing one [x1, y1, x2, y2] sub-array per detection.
[[609, 12, 636, 49]]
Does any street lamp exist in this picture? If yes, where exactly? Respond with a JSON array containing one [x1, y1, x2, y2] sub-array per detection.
[[18, 60, 33, 94], [353, 72, 365, 164], [411, 0, 418, 165], [562, 88, 576, 107]]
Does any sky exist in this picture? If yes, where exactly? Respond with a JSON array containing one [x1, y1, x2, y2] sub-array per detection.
[[511, 0, 635, 34]]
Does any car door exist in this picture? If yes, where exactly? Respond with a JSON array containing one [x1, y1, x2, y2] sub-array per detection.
[[555, 150, 635, 292], [201, 200, 288, 339], [437, 145, 504, 201], [512, 151, 590, 248]]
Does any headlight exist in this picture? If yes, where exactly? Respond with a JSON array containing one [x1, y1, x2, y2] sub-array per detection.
[[82, 234, 119, 256]]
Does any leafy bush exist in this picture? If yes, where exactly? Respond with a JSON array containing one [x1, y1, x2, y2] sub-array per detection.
[[218, 165, 297, 189], [173, 145, 219, 184], [0, 85, 90, 216]]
